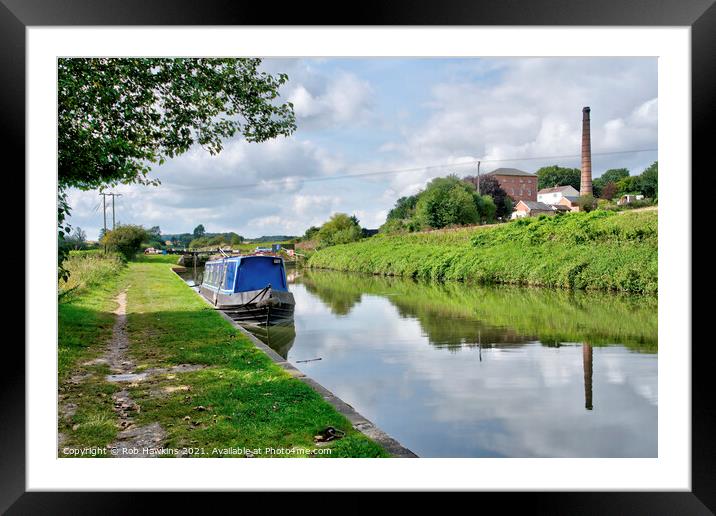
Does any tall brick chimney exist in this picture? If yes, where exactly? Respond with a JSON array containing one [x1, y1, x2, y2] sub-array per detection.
[[580, 106, 593, 196]]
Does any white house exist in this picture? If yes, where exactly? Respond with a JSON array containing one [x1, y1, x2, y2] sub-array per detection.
[[537, 185, 579, 205]]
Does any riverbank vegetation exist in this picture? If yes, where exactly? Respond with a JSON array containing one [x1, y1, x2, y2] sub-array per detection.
[[308, 210, 657, 294], [58, 251, 125, 300], [58, 255, 387, 457]]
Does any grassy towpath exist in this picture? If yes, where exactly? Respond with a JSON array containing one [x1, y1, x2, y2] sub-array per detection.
[[58, 254, 387, 458]]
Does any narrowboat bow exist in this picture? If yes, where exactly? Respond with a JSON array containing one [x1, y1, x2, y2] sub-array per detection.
[[200, 255, 295, 325]]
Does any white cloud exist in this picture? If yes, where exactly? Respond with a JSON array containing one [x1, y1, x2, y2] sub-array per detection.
[[287, 71, 374, 129]]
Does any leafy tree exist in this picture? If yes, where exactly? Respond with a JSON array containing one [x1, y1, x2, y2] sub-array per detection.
[[600, 168, 630, 184], [63, 226, 87, 250], [593, 168, 629, 198], [386, 195, 419, 221], [639, 161, 658, 198], [470, 175, 512, 219], [59, 58, 296, 191], [616, 176, 642, 196], [601, 181, 618, 200], [102, 225, 149, 260], [303, 226, 320, 241], [479, 194, 497, 223], [415, 176, 483, 229], [317, 213, 363, 247], [536, 165, 581, 191], [193, 224, 206, 238], [57, 58, 296, 277]]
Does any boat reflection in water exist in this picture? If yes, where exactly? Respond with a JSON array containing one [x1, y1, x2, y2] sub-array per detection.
[[241, 320, 297, 359]]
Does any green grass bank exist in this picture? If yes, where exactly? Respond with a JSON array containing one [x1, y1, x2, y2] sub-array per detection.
[[308, 210, 658, 294], [58, 255, 387, 457]]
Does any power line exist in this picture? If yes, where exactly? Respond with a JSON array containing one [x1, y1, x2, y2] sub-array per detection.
[[136, 147, 657, 194]]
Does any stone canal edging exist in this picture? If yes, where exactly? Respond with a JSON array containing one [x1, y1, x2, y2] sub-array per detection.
[[180, 269, 417, 458]]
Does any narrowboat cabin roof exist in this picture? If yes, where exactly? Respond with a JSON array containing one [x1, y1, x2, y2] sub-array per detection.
[[202, 254, 289, 293]]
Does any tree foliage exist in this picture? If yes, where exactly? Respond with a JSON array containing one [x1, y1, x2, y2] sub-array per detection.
[[101, 225, 149, 260], [616, 176, 642, 195], [536, 165, 581, 191], [467, 175, 513, 219], [317, 214, 363, 247], [416, 177, 482, 229], [639, 161, 658, 198], [193, 224, 206, 238], [302, 226, 320, 241], [416, 176, 496, 228], [577, 195, 597, 213], [61, 226, 87, 251], [601, 181, 618, 200], [189, 232, 244, 248], [381, 175, 496, 233], [58, 58, 296, 192], [386, 195, 419, 221], [593, 168, 629, 198], [599, 168, 630, 185]]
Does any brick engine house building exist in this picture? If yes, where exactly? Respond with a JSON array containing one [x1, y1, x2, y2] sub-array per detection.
[[484, 168, 538, 203]]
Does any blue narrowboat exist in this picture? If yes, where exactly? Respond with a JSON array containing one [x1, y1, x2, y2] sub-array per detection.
[[200, 255, 295, 325]]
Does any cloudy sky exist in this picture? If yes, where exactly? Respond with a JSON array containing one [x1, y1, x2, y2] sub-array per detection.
[[67, 57, 657, 240]]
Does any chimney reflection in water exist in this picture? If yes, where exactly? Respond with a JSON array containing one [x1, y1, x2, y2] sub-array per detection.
[[583, 343, 593, 410]]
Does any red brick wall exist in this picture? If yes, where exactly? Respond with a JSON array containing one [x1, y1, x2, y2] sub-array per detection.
[[493, 175, 537, 202]]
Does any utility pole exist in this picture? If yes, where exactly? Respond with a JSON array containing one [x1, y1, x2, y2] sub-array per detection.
[[111, 193, 121, 229], [100, 193, 122, 253], [101, 193, 107, 235], [477, 161, 481, 195], [100, 193, 108, 252]]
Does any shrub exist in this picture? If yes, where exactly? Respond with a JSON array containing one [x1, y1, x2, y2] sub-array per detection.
[[101, 224, 148, 260], [317, 213, 363, 247], [578, 195, 597, 212], [415, 176, 482, 229]]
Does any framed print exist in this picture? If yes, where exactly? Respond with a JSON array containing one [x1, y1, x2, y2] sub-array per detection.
[[6, 0, 713, 511]]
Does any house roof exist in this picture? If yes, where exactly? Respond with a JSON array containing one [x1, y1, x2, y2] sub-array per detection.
[[486, 167, 535, 177], [538, 185, 578, 194], [519, 200, 554, 211], [563, 196, 580, 203]]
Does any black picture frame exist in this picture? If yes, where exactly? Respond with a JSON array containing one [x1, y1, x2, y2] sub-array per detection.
[[5, 0, 712, 511]]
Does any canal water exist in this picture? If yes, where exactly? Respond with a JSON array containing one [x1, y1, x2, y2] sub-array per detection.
[[180, 266, 658, 458]]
